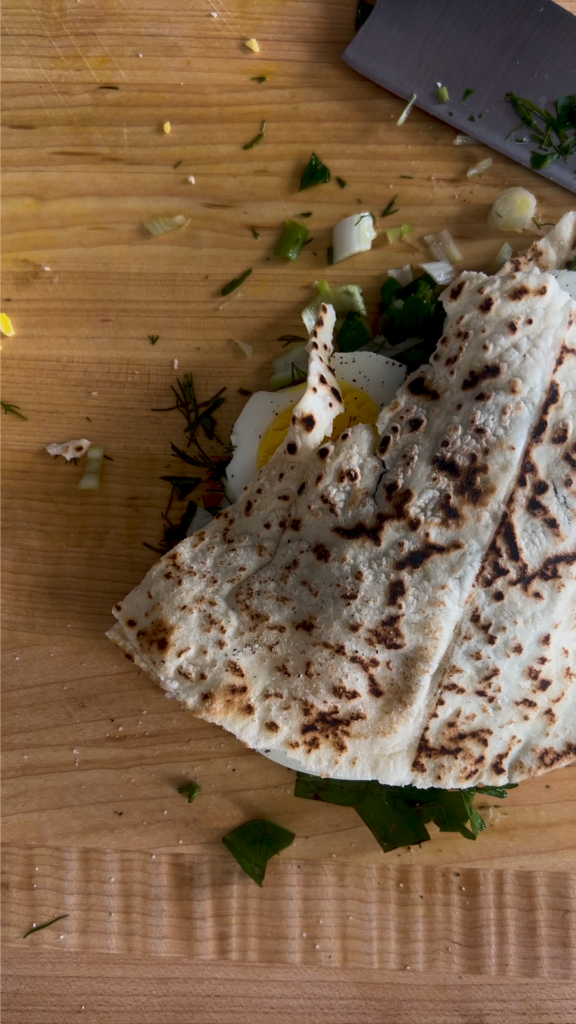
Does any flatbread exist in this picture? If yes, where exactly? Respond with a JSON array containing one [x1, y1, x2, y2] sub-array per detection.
[[108, 218, 576, 788]]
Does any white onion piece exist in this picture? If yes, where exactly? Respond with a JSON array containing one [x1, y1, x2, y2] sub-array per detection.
[[453, 134, 479, 145], [144, 215, 188, 236], [487, 187, 537, 232], [387, 264, 413, 287], [423, 234, 445, 261], [78, 446, 104, 490], [466, 158, 493, 178], [437, 229, 463, 263], [419, 261, 456, 285], [46, 438, 91, 462], [332, 212, 377, 265], [233, 338, 253, 357], [488, 242, 513, 272]]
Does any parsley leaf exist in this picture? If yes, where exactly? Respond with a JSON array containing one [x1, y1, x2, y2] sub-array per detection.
[[222, 818, 295, 885], [295, 774, 516, 853], [376, 272, 446, 372], [178, 781, 202, 803], [299, 152, 331, 191], [337, 311, 371, 352], [148, 334, 159, 345]]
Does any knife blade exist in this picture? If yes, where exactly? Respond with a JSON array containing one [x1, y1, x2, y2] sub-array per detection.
[[343, 0, 576, 193]]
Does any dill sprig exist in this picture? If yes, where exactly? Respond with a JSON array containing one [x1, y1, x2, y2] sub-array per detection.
[[506, 92, 576, 170], [1, 400, 27, 420]]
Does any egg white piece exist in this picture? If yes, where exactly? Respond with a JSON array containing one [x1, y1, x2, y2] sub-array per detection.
[[225, 351, 407, 499], [226, 385, 305, 499]]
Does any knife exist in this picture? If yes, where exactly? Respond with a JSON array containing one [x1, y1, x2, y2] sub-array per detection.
[[342, 0, 576, 194]]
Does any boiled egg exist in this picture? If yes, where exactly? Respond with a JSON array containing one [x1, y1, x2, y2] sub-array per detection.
[[226, 350, 406, 498]]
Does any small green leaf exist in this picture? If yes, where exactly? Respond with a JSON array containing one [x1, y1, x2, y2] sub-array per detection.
[[222, 818, 295, 885], [530, 151, 559, 169], [462, 88, 475, 102], [556, 94, 576, 130], [299, 152, 331, 191], [178, 781, 202, 803], [336, 176, 348, 189], [148, 334, 160, 345], [221, 268, 252, 295], [337, 311, 371, 352]]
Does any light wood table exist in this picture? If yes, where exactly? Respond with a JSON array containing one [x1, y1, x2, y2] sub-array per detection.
[[2, 1, 576, 1020]]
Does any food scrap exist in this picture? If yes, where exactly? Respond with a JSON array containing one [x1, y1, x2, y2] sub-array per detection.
[[46, 439, 91, 461], [0, 312, 15, 336], [222, 819, 295, 886], [244, 38, 260, 52]]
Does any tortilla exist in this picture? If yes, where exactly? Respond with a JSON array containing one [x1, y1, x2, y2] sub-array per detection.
[[108, 218, 576, 788]]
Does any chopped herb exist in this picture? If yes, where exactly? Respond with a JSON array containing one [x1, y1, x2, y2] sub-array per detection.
[[385, 222, 412, 243], [462, 88, 475, 102], [354, 212, 375, 227], [327, 245, 334, 265], [150, 375, 233, 552], [23, 915, 69, 939], [376, 271, 446, 372], [238, 387, 252, 395], [399, 174, 414, 179], [295, 774, 517, 853], [506, 91, 576, 171], [336, 176, 348, 189], [243, 119, 267, 150], [148, 334, 159, 345], [299, 152, 331, 191], [178, 780, 202, 803], [1, 400, 27, 420], [113, 810, 123, 816], [222, 818, 295, 886], [299, 212, 313, 217], [251, 227, 260, 238], [173, 160, 182, 169], [159, 475, 201, 501], [381, 195, 399, 218], [355, 0, 375, 29], [99, 85, 119, 90], [221, 268, 252, 295], [436, 85, 450, 104], [468, 115, 476, 122], [86, 417, 92, 422], [274, 220, 309, 261], [532, 218, 555, 230], [337, 311, 371, 352], [251, 76, 267, 83], [397, 93, 417, 126]]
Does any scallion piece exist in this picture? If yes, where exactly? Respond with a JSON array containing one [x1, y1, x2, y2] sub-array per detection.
[[274, 220, 309, 261], [385, 222, 412, 244], [332, 212, 376, 265], [145, 215, 188, 237], [397, 93, 417, 126], [462, 88, 475, 102], [488, 242, 513, 273], [419, 260, 457, 285], [437, 85, 450, 104], [381, 195, 399, 218], [466, 157, 492, 178], [221, 268, 253, 295], [453, 134, 478, 145], [78, 446, 104, 491], [299, 153, 331, 191], [243, 120, 266, 150]]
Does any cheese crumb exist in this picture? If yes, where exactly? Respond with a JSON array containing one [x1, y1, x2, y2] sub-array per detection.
[[163, 121, 171, 134], [244, 38, 260, 52]]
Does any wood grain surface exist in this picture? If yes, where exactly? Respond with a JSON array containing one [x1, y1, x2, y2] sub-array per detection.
[[2, 0, 576, 1019]]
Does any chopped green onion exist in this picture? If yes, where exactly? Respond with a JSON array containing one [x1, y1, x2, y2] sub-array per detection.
[[173, 160, 182, 169], [23, 915, 69, 939], [487, 187, 537, 232], [299, 211, 312, 218], [381, 195, 399, 218], [332, 211, 377, 264], [233, 338, 253, 357], [488, 242, 513, 273], [437, 85, 450, 103], [273, 220, 309, 261], [221, 268, 252, 295], [178, 781, 202, 803], [301, 282, 366, 334], [78, 446, 104, 491], [424, 228, 463, 263], [466, 157, 492, 178], [243, 119, 266, 150], [336, 177, 348, 189], [251, 76, 267, 83], [145, 215, 188, 237], [397, 93, 417, 126], [399, 175, 414, 179], [299, 152, 331, 191], [453, 134, 478, 145], [462, 88, 475, 102], [385, 222, 412, 244], [251, 227, 260, 238]]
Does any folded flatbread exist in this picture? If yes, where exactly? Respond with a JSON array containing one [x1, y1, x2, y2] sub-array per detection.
[[108, 215, 576, 789]]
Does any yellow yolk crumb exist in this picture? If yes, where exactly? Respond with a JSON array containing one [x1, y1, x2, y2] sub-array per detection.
[[0, 312, 15, 337], [257, 382, 379, 470]]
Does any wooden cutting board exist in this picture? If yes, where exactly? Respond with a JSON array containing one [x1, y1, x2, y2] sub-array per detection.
[[2, 0, 576, 1011]]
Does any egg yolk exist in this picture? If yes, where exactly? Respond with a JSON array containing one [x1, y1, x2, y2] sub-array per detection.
[[257, 381, 379, 470]]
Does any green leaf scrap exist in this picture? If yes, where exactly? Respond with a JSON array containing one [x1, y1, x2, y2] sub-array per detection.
[[23, 915, 69, 939], [160, 475, 202, 501], [1, 400, 27, 420], [243, 120, 267, 150], [222, 818, 295, 885], [221, 268, 252, 295], [337, 311, 371, 352], [299, 152, 331, 191]]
